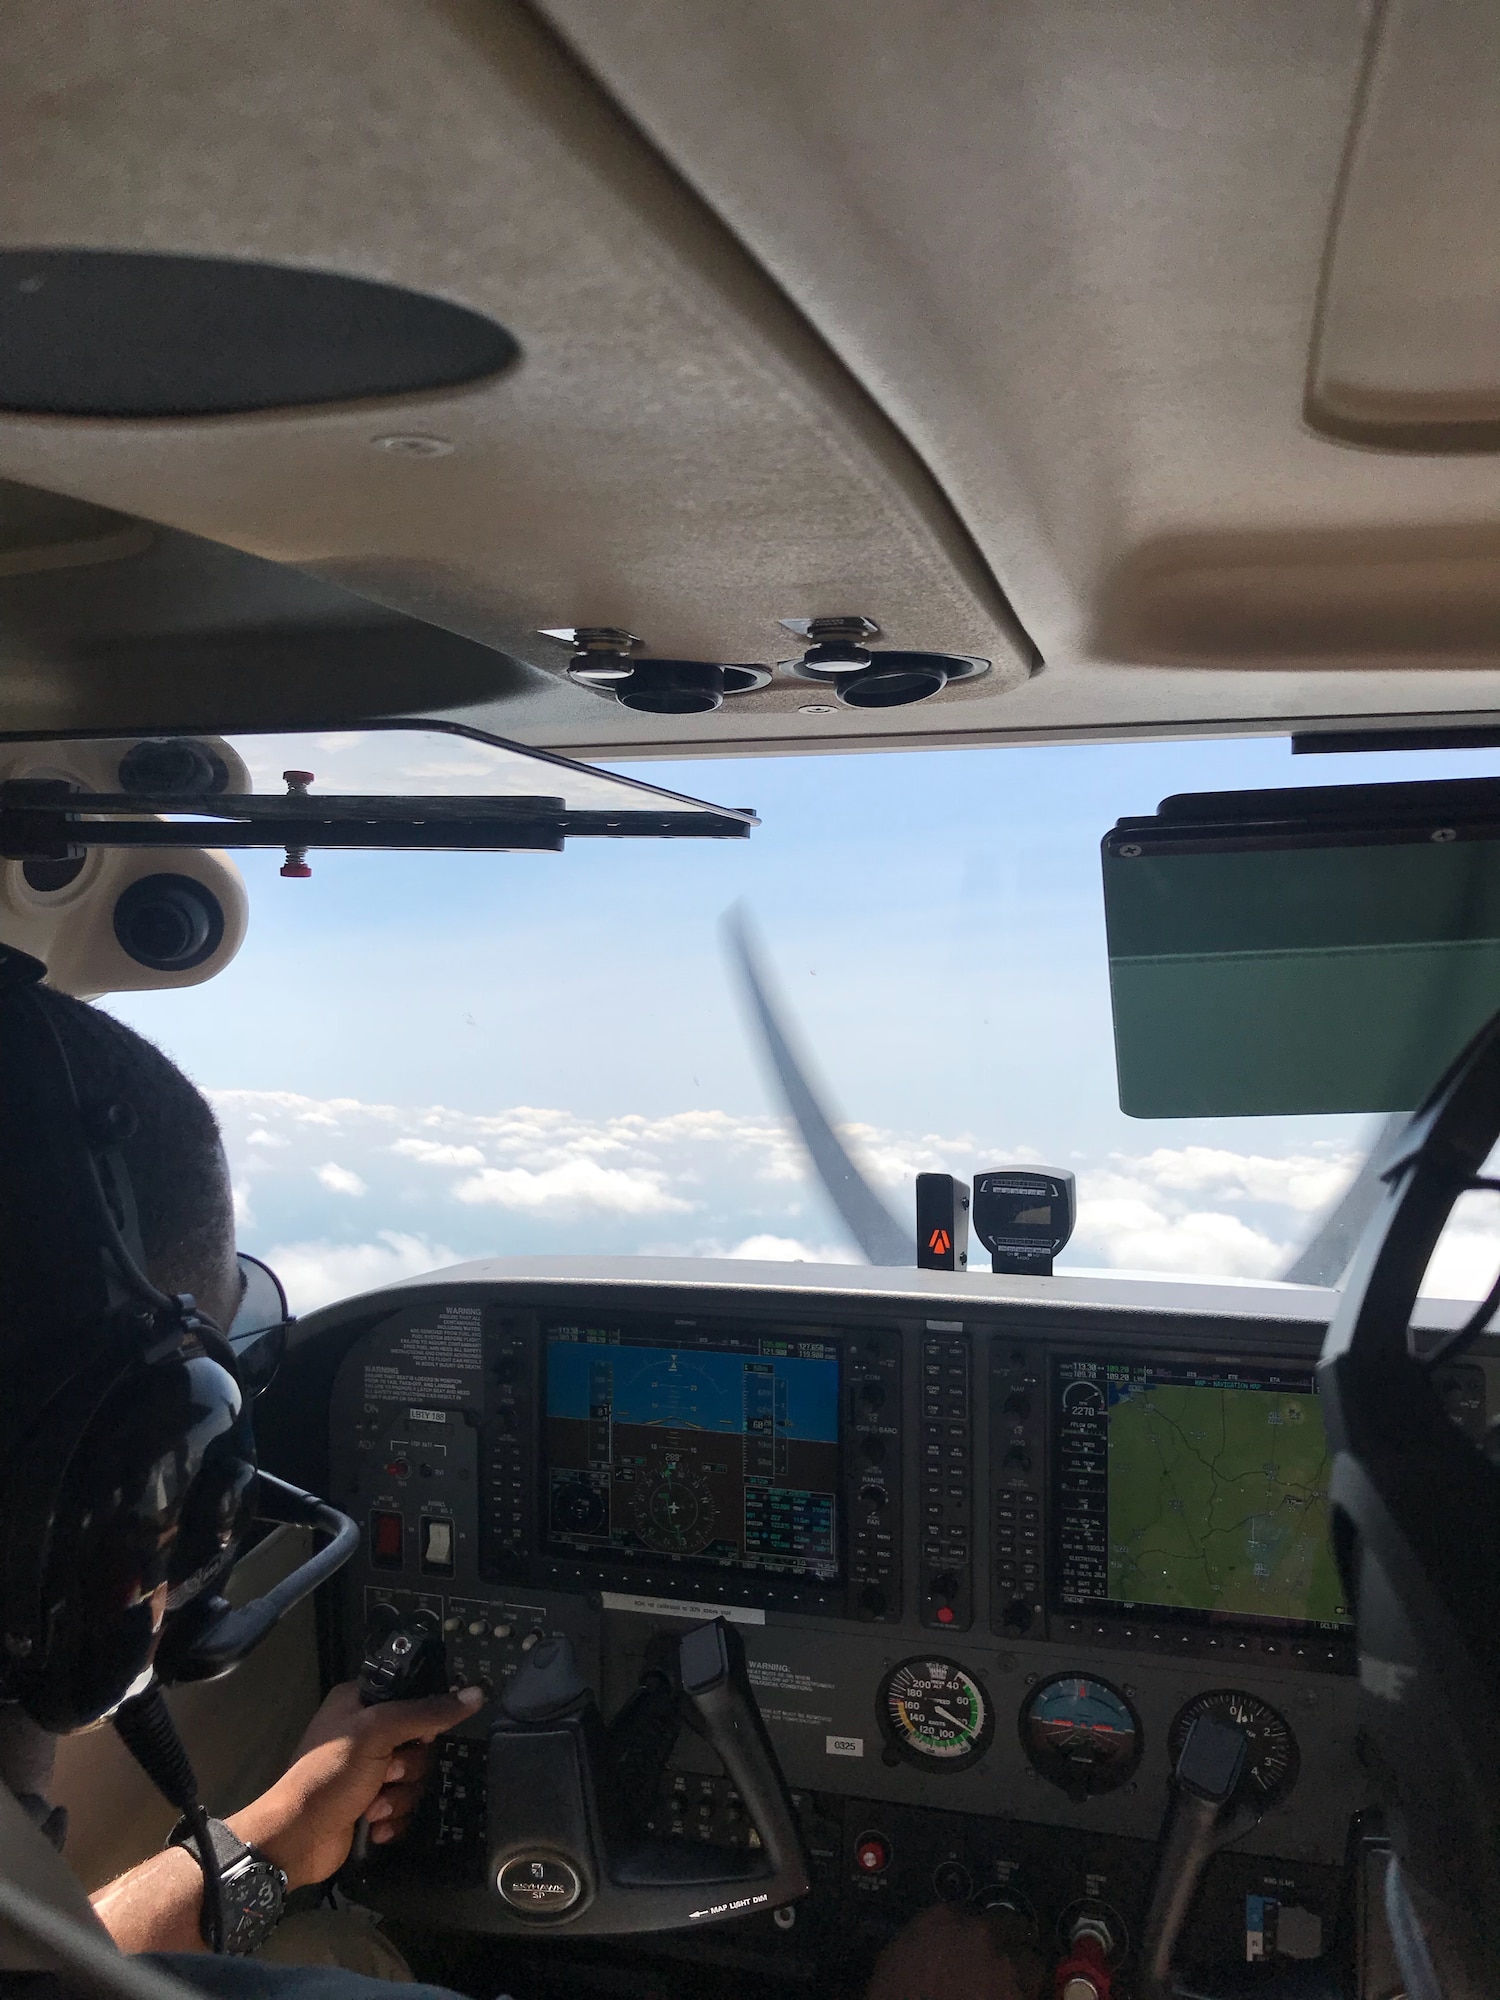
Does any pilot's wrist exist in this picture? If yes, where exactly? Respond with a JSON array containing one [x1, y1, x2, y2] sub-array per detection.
[[225, 1791, 317, 1893]]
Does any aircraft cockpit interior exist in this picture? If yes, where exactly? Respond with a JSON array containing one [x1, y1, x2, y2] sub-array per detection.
[[3, 8, 1500, 2000]]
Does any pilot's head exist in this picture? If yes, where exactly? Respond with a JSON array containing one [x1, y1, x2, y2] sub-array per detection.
[[0, 974, 255, 1731], [19, 985, 241, 1328]]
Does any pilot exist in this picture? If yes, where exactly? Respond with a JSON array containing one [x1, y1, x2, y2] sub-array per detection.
[[0, 982, 486, 1988], [0, 983, 1036, 2000]]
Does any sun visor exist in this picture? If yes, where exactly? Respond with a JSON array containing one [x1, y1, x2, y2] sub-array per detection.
[[1103, 779, 1500, 1118]]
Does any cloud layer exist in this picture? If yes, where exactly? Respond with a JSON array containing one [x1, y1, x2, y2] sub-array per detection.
[[198, 1086, 1492, 1315]]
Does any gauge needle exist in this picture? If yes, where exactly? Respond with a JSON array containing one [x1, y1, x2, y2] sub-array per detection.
[[933, 1704, 964, 1728]]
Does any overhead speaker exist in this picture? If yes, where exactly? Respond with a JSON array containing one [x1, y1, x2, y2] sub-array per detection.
[[0, 250, 518, 417]]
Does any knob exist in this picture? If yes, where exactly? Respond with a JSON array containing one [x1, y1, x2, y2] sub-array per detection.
[[858, 1380, 886, 1412], [1062, 1977, 1102, 2000], [1001, 1598, 1035, 1636], [492, 1355, 519, 1385], [1004, 1444, 1032, 1471], [933, 1860, 972, 1902], [859, 1484, 888, 1512], [860, 1434, 887, 1465], [1003, 1390, 1032, 1420], [856, 1583, 887, 1621], [854, 1834, 890, 1874], [930, 1572, 960, 1603]]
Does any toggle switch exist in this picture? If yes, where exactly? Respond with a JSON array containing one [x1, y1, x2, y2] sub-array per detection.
[[419, 1515, 455, 1575], [369, 1510, 404, 1571]]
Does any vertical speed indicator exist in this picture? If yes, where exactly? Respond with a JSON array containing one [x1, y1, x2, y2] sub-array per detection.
[[879, 1657, 994, 1770]]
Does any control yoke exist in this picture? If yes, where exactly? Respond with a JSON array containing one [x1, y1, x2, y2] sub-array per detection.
[[1135, 1714, 1345, 2000], [483, 1617, 808, 1936]]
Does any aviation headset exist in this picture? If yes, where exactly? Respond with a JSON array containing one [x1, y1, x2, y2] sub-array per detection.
[[0, 942, 349, 1738], [1321, 1006, 1500, 2000]]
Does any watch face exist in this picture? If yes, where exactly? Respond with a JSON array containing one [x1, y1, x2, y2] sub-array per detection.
[[225, 1861, 285, 1953]]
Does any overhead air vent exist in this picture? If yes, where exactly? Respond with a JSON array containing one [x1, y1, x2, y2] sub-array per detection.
[[0, 250, 518, 417]]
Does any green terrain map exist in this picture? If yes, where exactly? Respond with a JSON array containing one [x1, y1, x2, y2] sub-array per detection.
[[1106, 1381, 1347, 1623]]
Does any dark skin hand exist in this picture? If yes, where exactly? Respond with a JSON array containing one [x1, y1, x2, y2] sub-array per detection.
[[865, 1903, 1046, 2000], [92, 1680, 484, 1953]]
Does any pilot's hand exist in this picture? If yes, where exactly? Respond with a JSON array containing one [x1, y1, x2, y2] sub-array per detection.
[[229, 1679, 485, 1889], [865, 1903, 1044, 2000]]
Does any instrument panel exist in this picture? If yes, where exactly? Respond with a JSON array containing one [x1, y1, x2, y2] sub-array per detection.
[[292, 1269, 1496, 1983]]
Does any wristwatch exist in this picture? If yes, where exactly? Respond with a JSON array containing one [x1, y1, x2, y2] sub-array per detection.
[[167, 1814, 287, 1955]]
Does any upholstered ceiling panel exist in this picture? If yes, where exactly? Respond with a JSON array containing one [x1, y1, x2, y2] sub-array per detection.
[[0, 0, 1035, 745], [537, 0, 1500, 741]]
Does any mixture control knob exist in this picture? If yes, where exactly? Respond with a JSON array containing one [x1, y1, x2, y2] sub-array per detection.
[[1055, 1913, 1117, 2000], [1003, 1390, 1032, 1420], [1001, 1598, 1035, 1637]]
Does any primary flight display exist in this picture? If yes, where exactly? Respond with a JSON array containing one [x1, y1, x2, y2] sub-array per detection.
[[1054, 1355, 1348, 1630], [542, 1321, 842, 1582]]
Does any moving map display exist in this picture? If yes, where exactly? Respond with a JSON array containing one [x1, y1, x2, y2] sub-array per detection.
[[542, 1322, 841, 1581], [1054, 1356, 1349, 1629]]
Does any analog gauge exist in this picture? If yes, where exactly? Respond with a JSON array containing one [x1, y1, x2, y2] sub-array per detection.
[[1021, 1675, 1142, 1797], [631, 1459, 718, 1555], [1168, 1691, 1299, 1810], [880, 1657, 994, 1771]]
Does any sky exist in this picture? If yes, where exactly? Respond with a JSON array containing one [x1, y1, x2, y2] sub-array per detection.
[[103, 729, 1500, 1314]]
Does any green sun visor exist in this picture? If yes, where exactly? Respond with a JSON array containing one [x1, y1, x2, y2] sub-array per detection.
[[1103, 777, 1500, 1117]]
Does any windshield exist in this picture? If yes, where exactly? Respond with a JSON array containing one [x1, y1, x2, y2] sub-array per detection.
[[100, 731, 1500, 1313]]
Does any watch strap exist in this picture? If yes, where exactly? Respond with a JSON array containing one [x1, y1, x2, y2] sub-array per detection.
[[167, 1813, 255, 1875], [166, 1814, 286, 1953]]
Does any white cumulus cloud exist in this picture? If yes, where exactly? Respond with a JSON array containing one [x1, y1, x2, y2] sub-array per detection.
[[265, 1231, 459, 1314], [392, 1139, 486, 1168], [725, 1234, 862, 1264], [1116, 1145, 1360, 1214], [454, 1159, 694, 1216], [317, 1162, 367, 1197]]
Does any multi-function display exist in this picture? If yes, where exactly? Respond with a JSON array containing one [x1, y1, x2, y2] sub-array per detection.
[[1052, 1356, 1350, 1631], [543, 1322, 842, 1582]]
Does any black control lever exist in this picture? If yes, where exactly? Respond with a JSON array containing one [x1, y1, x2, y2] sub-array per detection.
[[1138, 1715, 1252, 2000], [478, 1617, 809, 1935], [348, 1605, 447, 1867]]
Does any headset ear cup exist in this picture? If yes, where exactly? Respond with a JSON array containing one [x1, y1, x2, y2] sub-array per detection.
[[14, 1352, 246, 1732]]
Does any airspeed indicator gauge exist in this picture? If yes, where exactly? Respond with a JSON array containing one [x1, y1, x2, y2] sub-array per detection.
[[879, 1657, 993, 1770]]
